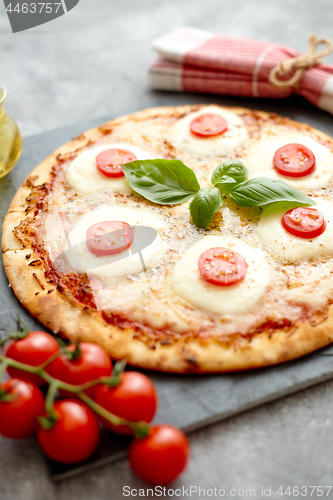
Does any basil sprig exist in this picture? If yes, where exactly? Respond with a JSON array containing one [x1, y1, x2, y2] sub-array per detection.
[[122, 159, 200, 205], [189, 187, 222, 230], [211, 160, 248, 193], [229, 177, 315, 207], [122, 159, 315, 229]]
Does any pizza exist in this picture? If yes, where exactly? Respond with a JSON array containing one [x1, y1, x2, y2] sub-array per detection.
[[3, 103, 333, 373]]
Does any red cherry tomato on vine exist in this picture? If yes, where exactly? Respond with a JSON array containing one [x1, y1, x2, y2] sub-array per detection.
[[3, 331, 60, 386], [86, 221, 134, 256], [282, 207, 326, 239], [0, 379, 45, 439], [96, 148, 137, 177], [198, 247, 247, 286], [45, 342, 112, 398], [189, 113, 228, 137], [37, 400, 100, 464], [273, 143, 316, 177], [95, 371, 158, 435], [128, 424, 190, 484]]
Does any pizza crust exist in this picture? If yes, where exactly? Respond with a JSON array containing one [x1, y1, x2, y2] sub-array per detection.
[[4, 246, 333, 373], [3, 104, 333, 373]]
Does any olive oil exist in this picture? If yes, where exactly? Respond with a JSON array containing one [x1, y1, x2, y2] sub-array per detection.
[[0, 82, 22, 179]]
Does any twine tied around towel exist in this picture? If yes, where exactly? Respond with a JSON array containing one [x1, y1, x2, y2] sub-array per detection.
[[269, 34, 333, 89]]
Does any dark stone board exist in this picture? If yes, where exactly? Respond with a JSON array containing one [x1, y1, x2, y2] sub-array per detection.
[[1, 94, 333, 482]]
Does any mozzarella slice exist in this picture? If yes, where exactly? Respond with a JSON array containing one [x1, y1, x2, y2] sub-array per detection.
[[170, 106, 248, 156], [256, 198, 333, 263], [65, 142, 155, 195], [171, 235, 270, 316], [242, 131, 333, 190], [64, 206, 166, 284]]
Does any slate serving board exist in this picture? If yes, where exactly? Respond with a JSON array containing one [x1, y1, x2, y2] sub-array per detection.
[[2, 96, 333, 482]]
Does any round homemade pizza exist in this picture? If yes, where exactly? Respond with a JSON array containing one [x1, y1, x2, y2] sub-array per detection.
[[3, 103, 333, 373]]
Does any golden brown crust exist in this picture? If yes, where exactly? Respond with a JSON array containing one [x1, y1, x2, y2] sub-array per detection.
[[3, 104, 333, 373]]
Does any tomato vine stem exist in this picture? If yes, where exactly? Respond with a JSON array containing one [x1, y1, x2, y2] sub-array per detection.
[[0, 357, 10, 384], [0, 354, 150, 437]]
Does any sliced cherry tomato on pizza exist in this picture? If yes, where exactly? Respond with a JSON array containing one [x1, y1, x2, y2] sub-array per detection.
[[3, 331, 60, 386], [128, 424, 190, 485], [37, 400, 100, 464], [96, 148, 137, 177], [189, 113, 228, 137], [282, 207, 326, 238], [86, 221, 134, 256], [0, 379, 45, 439], [273, 143, 316, 177], [95, 372, 158, 435], [198, 247, 247, 286], [45, 342, 112, 398]]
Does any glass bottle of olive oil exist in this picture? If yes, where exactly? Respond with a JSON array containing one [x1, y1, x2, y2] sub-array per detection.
[[0, 82, 22, 178]]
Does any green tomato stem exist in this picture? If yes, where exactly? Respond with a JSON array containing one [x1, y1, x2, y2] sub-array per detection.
[[78, 392, 150, 437], [45, 381, 59, 414], [0, 354, 150, 436], [0, 358, 10, 385]]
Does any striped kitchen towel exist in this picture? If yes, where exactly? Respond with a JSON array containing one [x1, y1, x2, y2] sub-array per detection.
[[148, 26, 333, 114]]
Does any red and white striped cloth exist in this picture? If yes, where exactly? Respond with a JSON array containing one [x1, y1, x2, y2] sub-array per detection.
[[148, 27, 333, 115]]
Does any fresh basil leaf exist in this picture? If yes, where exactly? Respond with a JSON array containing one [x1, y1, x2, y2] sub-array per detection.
[[122, 159, 200, 205], [211, 160, 248, 193], [229, 177, 315, 207], [214, 175, 237, 192], [189, 187, 223, 229]]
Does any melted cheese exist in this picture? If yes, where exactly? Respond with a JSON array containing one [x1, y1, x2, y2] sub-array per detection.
[[256, 198, 333, 263], [171, 235, 271, 316], [38, 107, 333, 335], [170, 106, 248, 156], [241, 130, 333, 190], [64, 206, 166, 284], [65, 142, 155, 195]]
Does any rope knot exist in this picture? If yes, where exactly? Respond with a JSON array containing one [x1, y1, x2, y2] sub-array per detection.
[[269, 34, 333, 90]]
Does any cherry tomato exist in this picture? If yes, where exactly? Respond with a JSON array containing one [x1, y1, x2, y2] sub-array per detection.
[[95, 372, 157, 435], [45, 342, 112, 398], [189, 113, 228, 137], [282, 207, 326, 239], [129, 424, 190, 485], [273, 143, 316, 177], [86, 221, 134, 256], [3, 331, 60, 386], [37, 400, 100, 464], [198, 247, 247, 286], [96, 148, 136, 177], [0, 379, 45, 439]]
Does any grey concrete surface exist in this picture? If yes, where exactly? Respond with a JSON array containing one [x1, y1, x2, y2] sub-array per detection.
[[1, 1, 333, 499]]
